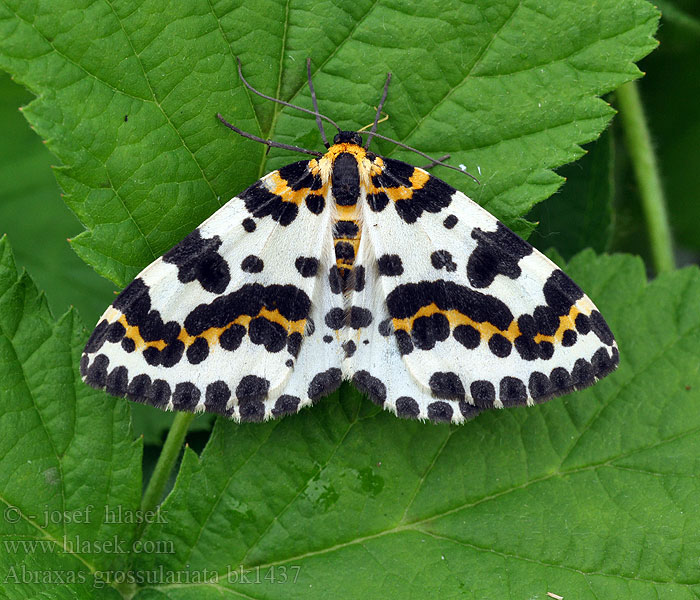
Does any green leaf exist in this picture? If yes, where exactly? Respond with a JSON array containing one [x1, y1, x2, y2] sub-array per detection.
[[0, 235, 141, 598], [2, 227, 700, 596], [127, 250, 700, 599], [0, 72, 114, 325], [528, 128, 614, 259], [0, 0, 658, 286]]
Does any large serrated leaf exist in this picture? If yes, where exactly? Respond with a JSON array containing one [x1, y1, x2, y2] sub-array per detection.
[[0, 0, 658, 287], [0, 236, 141, 598], [1, 233, 700, 596]]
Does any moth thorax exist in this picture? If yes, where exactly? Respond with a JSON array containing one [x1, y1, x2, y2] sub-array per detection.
[[331, 152, 361, 206]]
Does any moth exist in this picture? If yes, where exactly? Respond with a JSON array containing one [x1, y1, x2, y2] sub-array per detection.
[[81, 60, 618, 423]]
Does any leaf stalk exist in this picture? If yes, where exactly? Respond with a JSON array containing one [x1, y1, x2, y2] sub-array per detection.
[[616, 80, 674, 273]]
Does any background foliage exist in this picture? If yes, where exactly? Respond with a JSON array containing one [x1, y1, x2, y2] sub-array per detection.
[[0, 0, 698, 598]]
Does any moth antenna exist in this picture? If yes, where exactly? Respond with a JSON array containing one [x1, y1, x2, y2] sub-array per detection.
[[306, 58, 330, 148], [365, 72, 391, 149], [366, 131, 480, 183], [236, 58, 341, 133], [420, 154, 451, 170], [217, 113, 322, 157]]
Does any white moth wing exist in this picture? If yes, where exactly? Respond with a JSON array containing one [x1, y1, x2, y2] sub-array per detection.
[[346, 160, 618, 423], [81, 161, 343, 421]]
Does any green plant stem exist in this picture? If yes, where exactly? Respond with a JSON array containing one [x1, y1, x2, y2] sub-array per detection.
[[616, 80, 675, 274], [140, 412, 195, 514]]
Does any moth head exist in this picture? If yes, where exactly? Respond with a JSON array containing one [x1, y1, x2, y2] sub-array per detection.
[[333, 131, 363, 146]]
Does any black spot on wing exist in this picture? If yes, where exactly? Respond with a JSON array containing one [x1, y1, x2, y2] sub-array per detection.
[[427, 401, 453, 423], [429, 372, 465, 400], [240, 181, 298, 226], [534, 307, 559, 336], [572, 358, 595, 389], [295, 256, 319, 277], [394, 175, 455, 224], [411, 313, 449, 351], [186, 337, 209, 364], [386, 280, 514, 331], [396, 396, 419, 419], [79, 354, 89, 377], [488, 333, 512, 358], [172, 382, 200, 411], [372, 157, 414, 187], [325, 308, 345, 330], [575, 313, 591, 334], [590, 310, 615, 345], [308, 368, 342, 401], [272, 395, 301, 417], [592, 346, 618, 377], [163, 229, 230, 294], [470, 380, 495, 409], [287, 332, 302, 358], [125, 374, 150, 401], [528, 372, 552, 403], [367, 191, 389, 212], [85, 354, 109, 388], [184, 283, 311, 335], [431, 250, 457, 272], [306, 194, 325, 214], [239, 399, 266, 422], [467, 222, 533, 289], [394, 329, 414, 355], [499, 376, 527, 407], [220, 324, 245, 351], [443, 214, 458, 229], [459, 401, 482, 421], [550, 367, 573, 396], [454, 324, 480, 349], [350, 306, 373, 329], [241, 255, 264, 273], [352, 370, 386, 406], [377, 254, 403, 276], [236, 375, 269, 402], [562, 329, 577, 346], [84, 319, 110, 354], [249, 317, 287, 352], [278, 160, 320, 191], [205, 381, 232, 415], [542, 269, 584, 316], [106, 366, 128, 397], [378, 319, 393, 337]]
